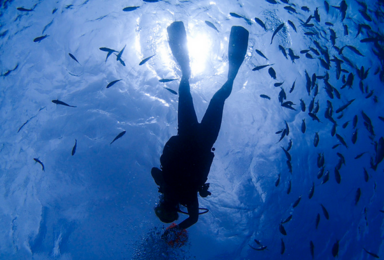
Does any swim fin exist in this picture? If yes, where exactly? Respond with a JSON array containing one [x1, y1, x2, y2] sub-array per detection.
[[228, 26, 249, 80]]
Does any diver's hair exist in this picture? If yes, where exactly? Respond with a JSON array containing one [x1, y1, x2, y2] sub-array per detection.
[[154, 200, 179, 223]]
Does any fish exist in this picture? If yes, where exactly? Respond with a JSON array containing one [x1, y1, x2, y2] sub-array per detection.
[[287, 20, 296, 32], [332, 0, 348, 21], [260, 94, 270, 100], [363, 168, 369, 182], [287, 139, 292, 151], [33, 35, 48, 42], [317, 167, 324, 179], [278, 88, 286, 103], [310, 241, 315, 259], [287, 180, 291, 194], [33, 158, 45, 171], [281, 215, 292, 224], [164, 87, 177, 95], [314, 132, 319, 147], [365, 91, 374, 99], [342, 121, 349, 129], [285, 121, 290, 136], [302, 6, 310, 12], [268, 67, 276, 79], [325, 22, 333, 26], [319, 58, 330, 70], [355, 152, 366, 159], [306, 53, 314, 59], [375, 137, 384, 168], [304, 32, 317, 36], [313, 85, 319, 97], [284, 6, 297, 13], [324, 1, 330, 13], [309, 98, 315, 113], [281, 239, 285, 255], [310, 47, 320, 56], [278, 129, 287, 142], [363, 248, 380, 259], [143, 0, 159, 2], [352, 129, 358, 144], [99, 47, 118, 62], [308, 182, 315, 199], [110, 130, 126, 145], [314, 8, 320, 22], [336, 99, 355, 113], [300, 99, 306, 112], [287, 160, 292, 173], [52, 99, 76, 108], [293, 196, 301, 208], [106, 79, 122, 88], [123, 6, 140, 11], [116, 45, 126, 66], [379, 116, 384, 122], [254, 18, 267, 30], [337, 153, 346, 165], [321, 170, 330, 184], [332, 240, 339, 257], [353, 115, 358, 128], [289, 81, 296, 93], [301, 50, 310, 54], [275, 82, 284, 87], [335, 168, 341, 184], [330, 29, 336, 45], [301, 119, 306, 133], [315, 213, 320, 229], [333, 87, 341, 99], [359, 10, 372, 22], [205, 21, 219, 32], [281, 101, 296, 111], [17, 6, 35, 12], [2, 64, 19, 77], [320, 204, 329, 219], [252, 64, 270, 71], [343, 24, 348, 35], [249, 245, 267, 251], [279, 223, 287, 235], [254, 239, 263, 246], [305, 71, 311, 95], [271, 23, 285, 44], [340, 45, 364, 57], [69, 53, 80, 64], [159, 78, 177, 83], [288, 48, 300, 63], [275, 174, 281, 187], [279, 45, 288, 59], [229, 13, 252, 24], [139, 54, 155, 65], [317, 153, 325, 168], [266, 0, 278, 4], [71, 139, 77, 156], [255, 49, 268, 60], [355, 188, 361, 205], [336, 134, 348, 148]]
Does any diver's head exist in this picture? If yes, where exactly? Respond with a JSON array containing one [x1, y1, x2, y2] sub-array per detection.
[[154, 196, 179, 223]]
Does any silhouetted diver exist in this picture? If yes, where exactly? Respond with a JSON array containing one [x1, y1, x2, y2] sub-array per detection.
[[151, 21, 249, 236]]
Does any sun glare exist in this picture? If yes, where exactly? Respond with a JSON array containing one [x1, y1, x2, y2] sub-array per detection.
[[187, 32, 211, 76]]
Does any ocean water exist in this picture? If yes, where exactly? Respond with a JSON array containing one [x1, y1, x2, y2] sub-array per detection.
[[0, 0, 383, 259]]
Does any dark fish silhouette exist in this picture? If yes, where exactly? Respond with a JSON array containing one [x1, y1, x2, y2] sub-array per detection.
[[266, 0, 278, 4], [123, 6, 140, 12], [279, 45, 288, 59], [331, 124, 336, 136], [310, 241, 315, 259], [287, 180, 291, 194], [281, 101, 296, 111], [249, 244, 267, 251], [275, 174, 281, 187], [106, 79, 122, 88], [281, 239, 285, 254], [374, 137, 384, 169], [69, 53, 80, 64], [335, 168, 341, 184], [302, 6, 310, 12], [34, 158, 45, 171], [300, 99, 306, 112], [317, 167, 324, 179], [275, 81, 284, 87], [315, 213, 320, 229], [353, 115, 358, 128], [229, 13, 252, 24], [164, 87, 177, 95], [116, 45, 126, 66], [343, 24, 348, 35], [363, 248, 380, 259], [288, 48, 300, 63], [139, 54, 155, 65], [332, 240, 339, 257], [332, 0, 348, 21], [317, 153, 324, 168], [52, 99, 76, 107], [293, 196, 301, 208], [287, 160, 292, 173], [260, 94, 271, 100], [17, 6, 35, 12], [352, 129, 358, 144], [255, 49, 268, 60], [252, 64, 270, 71], [287, 20, 296, 32], [282, 147, 291, 161], [99, 47, 118, 62], [320, 204, 329, 219], [336, 134, 348, 148], [287, 139, 292, 151], [254, 18, 266, 30], [363, 168, 369, 182], [355, 188, 361, 205], [314, 132, 319, 147], [308, 182, 315, 199], [279, 223, 287, 235], [289, 81, 295, 93], [281, 214, 292, 224], [305, 71, 311, 95], [284, 6, 297, 13], [325, 22, 334, 26], [268, 67, 276, 79], [301, 119, 306, 133], [159, 78, 177, 83], [342, 121, 349, 129], [271, 23, 285, 44], [314, 8, 320, 22], [205, 21, 219, 32], [33, 35, 48, 42], [110, 130, 126, 145], [322, 170, 329, 184], [2, 64, 19, 77], [71, 139, 77, 156]]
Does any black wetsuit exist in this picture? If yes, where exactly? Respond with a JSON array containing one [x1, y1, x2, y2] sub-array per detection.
[[160, 77, 233, 230]]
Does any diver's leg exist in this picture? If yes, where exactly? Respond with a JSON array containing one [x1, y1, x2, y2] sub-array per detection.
[[200, 26, 249, 148], [167, 21, 197, 136]]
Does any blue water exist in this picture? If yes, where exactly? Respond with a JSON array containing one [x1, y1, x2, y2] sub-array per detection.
[[1, 0, 383, 259]]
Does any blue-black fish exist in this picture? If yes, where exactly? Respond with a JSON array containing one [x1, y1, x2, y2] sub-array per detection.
[[260, 94, 271, 100], [336, 99, 355, 113], [336, 134, 348, 148], [335, 168, 341, 184], [275, 82, 284, 87], [320, 204, 329, 219], [268, 67, 276, 79], [355, 188, 361, 205], [143, 0, 159, 2], [332, 240, 339, 257], [316, 213, 320, 228], [374, 137, 384, 169], [314, 132, 319, 147], [293, 196, 301, 208], [301, 119, 306, 133], [331, 124, 336, 137], [305, 70, 311, 95], [106, 79, 122, 88], [282, 147, 291, 161], [275, 173, 280, 187], [325, 22, 334, 26], [254, 18, 266, 30], [317, 153, 324, 168], [249, 244, 267, 251], [229, 13, 252, 24], [317, 167, 324, 179], [99, 47, 118, 62], [281, 215, 292, 224], [302, 6, 310, 12], [116, 45, 126, 66], [308, 182, 315, 199], [139, 54, 156, 65], [287, 139, 292, 151], [287, 180, 291, 194], [310, 241, 315, 259], [300, 99, 306, 112], [287, 20, 296, 32], [205, 21, 219, 32], [279, 223, 287, 235], [321, 170, 330, 184], [159, 78, 177, 83], [355, 152, 366, 159], [71, 139, 77, 156], [33, 35, 48, 42], [164, 87, 177, 95], [69, 53, 80, 64], [252, 64, 270, 71], [359, 10, 372, 22], [309, 112, 320, 122], [52, 99, 76, 108], [123, 6, 140, 12], [33, 158, 45, 171], [332, 0, 348, 21], [17, 6, 35, 12], [314, 8, 320, 22], [324, 1, 329, 13], [363, 168, 369, 182], [279, 45, 288, 59], [255, 49, 268, 60], [281, 101, 296, 111], [289, 81, 295, 93], [284, 6, 297, 13], [352, 129, 358, 144], [271, 23, 285, 44], [110, 130, 126, 145], [288, 48, 300, 63], [363, 248, 380, 259], [281, 239, 285, 255], [266, 0, 278, 4], [2, 64, 19, 77]]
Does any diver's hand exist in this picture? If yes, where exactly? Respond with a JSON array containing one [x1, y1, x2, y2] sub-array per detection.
[[161, 225, 179, 240]]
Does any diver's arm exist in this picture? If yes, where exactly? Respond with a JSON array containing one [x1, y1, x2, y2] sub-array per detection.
[[177, 195, 199, 230]]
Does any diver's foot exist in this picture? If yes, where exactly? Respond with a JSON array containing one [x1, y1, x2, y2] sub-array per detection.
[[167, 21, 191, 79], [228, 26, 249, 80]]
